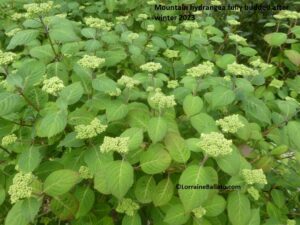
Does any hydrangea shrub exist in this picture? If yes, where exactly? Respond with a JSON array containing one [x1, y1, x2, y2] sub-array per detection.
[[0, 0, 299, 225]]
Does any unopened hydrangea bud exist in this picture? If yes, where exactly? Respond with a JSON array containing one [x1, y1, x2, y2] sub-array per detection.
[[116, 15, 129, 24], [128, 33, 139, 41], [216, 114, 244, 133], [11, 13, 23, 21], [198, 132, 233, 157], [75, 118, 107, 139], [5, 28, 21, 37], [274, 10, 300, 20], [2, 134, 17, 146], [79, 166, 93, 179], [0, 50, 17, 66], [137, 14, 148, 20], [140, 62, 162, 73], [167, 25, 177, 31], [84, 17, 113, 31], [24, 1, 54, 18], [42, 76, 64, 96], [187, 61, 214, 77], [229, 34, 247, 44], [269, 79, 283, 89], [242, 169, 267, 185], [77, 55, 105, 69], [8, 172, 35, 203], [287, 219, 296, 225], [163, 49, 179, 58], [182, 21, 199, 30], [247, 186, 259, 200], [108, 88, 122, 96], [116, 198, 140, 216], [117, 75, 140, 89], [150, 90, 176, 109], [100, 136, 129, 154], [227, 19, 240, 26], [226, 62, 259, 77], [192, 206, 206, 218], [211, 0, 222, 6], [146, 24, 155, 32], [250, 58, 272, 70], [167, 80, 179, 89]]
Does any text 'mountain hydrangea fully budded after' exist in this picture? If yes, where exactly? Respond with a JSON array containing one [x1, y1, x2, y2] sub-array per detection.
[[0, 0, 299, 224]]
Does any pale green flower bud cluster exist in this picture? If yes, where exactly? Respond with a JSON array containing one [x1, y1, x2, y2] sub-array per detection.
[[167, 80, 179, 89], [84, 17, 113, 31], [229, 34, 247, 44], [250, 58, 272, 70], [163, 49, 179, 58], [147, 0, 156, 5], [269, 79, 284, 89], [242, 169, 267, 185], [146, 24, 155, 32], [77, 55, 105, 69], [24, 1, 54, 18], [182, 21, 199, 30], [198, 132, 233, 157], [211, 0, 222, 6], [150, 90, 177, 109], [42, 76, 65, 96], [11, 13, 23, 21], [192, 206, 206, 218], [216, 114, 244, 133], [5, 28, 21, 37], [2, 134, 17, 146], [247, 186, 259, 200], [79, 166, 93, 179], [140, 62, 162, 73], [192, 11, 203, 15], [226, 62, 259, 77], [75, 118, 107, 139], [100, 136, 130, 154], [137, 14, 148, 20], [117, 75, 140, 89], [108, 88, 122, 96], [0, 50, 17, 66], [167, 25, 177, 31], [274, 10, 300, 20], [116, 198, 140, 216], [187, 61, 214, 78], [128, 33, 139, 41], [287, 219, 296, 225], [116, 15, 129, 24], [227, 19, 240, 26], [8, 172, 35, 203]]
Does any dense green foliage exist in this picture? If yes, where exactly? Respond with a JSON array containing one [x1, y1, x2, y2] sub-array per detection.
[[0, 0, 299, 224]]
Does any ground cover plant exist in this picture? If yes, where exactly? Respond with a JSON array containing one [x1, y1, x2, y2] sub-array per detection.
[[0, 0, 299, 224]]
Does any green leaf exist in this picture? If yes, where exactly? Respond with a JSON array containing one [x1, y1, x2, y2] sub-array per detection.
[[44, 169, 80, 196], [190, 113, 218, 134], [30, 45, 55, 62], [242, 97, 271, 125], [17, 60, 46, 88], [205, 87, 235, 109], [49, 21, 80, 43], [134, 176, 156, 204], [271, 189, 285, 208], [179, 166, 218, 212], [0, 92, 25, 116], [284, 50, 300, 66], [59, 82, 84, 105], [122, 213, 142, 225], [264, 32, 287, 46], [147, 117, 168, 143], [164, 203, 190, 225], [106, 101, 128, 122], [183, 94, 203, 117], [18, 146, 41, 173], [152, 177, 174, 206], [105, 160, 134, 199], [36, 110, 67, 138], [7, 29, 39, 49], [203, 195, 226, 217], [164, 132, 190, 163], [121, 128, 144, 151], [216, 54, 236, 69], [105, 0, 116, 12], [92, 76, 118, 93], [81, 28, 96, 39], [248, 208, 260, 225], [74, 186, 95, 218], [227, 192, 251, 225], [180, 50, 196, 64], [50, 193, 79, 220], [286, 121, 300, 151], [140, 144, 171, 174]]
